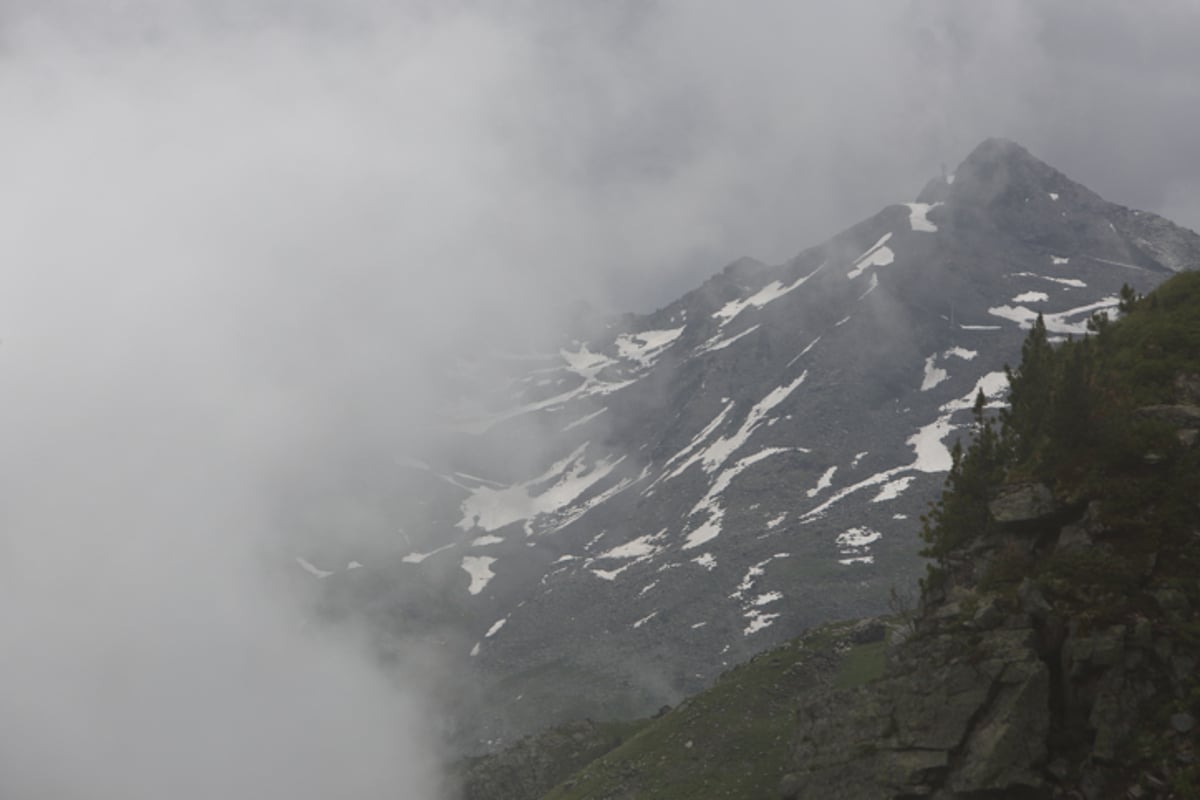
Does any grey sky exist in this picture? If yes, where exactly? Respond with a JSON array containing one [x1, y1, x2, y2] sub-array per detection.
[[0, 2, 1197, 797]]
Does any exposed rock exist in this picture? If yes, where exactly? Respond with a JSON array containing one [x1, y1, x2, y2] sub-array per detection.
[[785, 628, 1049, 799], [1134, 403, 1200, 428], [989, 482, 1060, 525], [972, 596, 1004, 630], [1018, 578, 1053, 619]]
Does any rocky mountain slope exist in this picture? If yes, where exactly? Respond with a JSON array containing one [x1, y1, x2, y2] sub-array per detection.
[[457, 269, 1200, 800], [302, 139, 1200, 749]]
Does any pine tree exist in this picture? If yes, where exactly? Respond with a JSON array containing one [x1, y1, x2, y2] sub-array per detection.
[[1002, 313, 1053, 464]]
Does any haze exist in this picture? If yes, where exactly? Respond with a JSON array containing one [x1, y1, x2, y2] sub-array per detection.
[[1, 2, 1197, 798]]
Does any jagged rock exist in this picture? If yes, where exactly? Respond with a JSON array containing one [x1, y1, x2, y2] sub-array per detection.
[[973, 596, 1004, 630], [1063, 627, 1126, 678], [785, 628, 1049, 799], [989, 482, 1060, 525]]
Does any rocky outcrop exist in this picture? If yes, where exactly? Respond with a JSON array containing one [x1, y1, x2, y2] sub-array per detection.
[[989, 481, 1062, 525], [775, 472, 1200, 800], [783, 626, 1049, 799]]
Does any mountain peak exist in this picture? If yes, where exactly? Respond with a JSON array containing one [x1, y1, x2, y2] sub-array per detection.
[[917, 137, 1090, 209]]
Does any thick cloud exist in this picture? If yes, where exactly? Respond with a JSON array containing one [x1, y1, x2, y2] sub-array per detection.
[[0, 2, 1196, 797]]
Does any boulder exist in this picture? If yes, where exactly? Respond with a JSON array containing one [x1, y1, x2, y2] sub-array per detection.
[[989, 482, 1060, 525]]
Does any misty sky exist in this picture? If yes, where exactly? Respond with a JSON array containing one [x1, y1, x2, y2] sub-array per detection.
[[2, 2, 1198, 313], [1, 2, 1198, 798]]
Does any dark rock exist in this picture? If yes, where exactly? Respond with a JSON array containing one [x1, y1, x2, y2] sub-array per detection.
[[848, 620, 887, 644], [973, 597, 1004, 630], [1063, 628, 1126, 677], [785, 628, 1049, 799], [1018, 578, 1053, 619], [989, 482, 1060, 525]]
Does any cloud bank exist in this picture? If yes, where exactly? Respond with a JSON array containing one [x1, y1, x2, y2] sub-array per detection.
[[0, 1, 1197, 796]]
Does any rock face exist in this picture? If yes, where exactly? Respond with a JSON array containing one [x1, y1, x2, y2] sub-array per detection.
[[784, 627, 1050, 799], [777, 517, 1200, 797], [988, 481, 1061, 524]]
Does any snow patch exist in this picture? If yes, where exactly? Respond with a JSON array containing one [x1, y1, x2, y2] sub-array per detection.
[[485, 618, 507, 638], [461, 556, 497, 595], [562, 407, 608, 432], [1013, 271, 1085, 287], [458, 443, 625, 533], [471, 535, 505, 547], [836, 527, 882, 549], [615, 326, 685, 367], [696, 323, 760, 355], [590, 567, 627, 581], [872, 476, 914, 502], [683, 447, 794, 549], [904, 202, 941, 232], [1048, 192, 1059, 201], [712, 264, 824, 327], [786, 335, 821, 368], [295, 556, 332, 579], [921, 356, 949, 391], [402, 543, 456, 564], [1085, 255, 1145, 271], [806, 466, 838, 498], [633, 612, 658, 629], [598, 529, 668, 560], [847, 233, 895, 280], [989, 296, 1119, 335], [691, 553, 718, 570], [752, 591, 783, 606], [744, 610, 780, 635]]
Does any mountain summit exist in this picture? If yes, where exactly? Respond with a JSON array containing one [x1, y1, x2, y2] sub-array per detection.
[[307, 140, 1200, 750]]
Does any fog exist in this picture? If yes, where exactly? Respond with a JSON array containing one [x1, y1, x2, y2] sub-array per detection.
[[1, 2, 1197, 797]]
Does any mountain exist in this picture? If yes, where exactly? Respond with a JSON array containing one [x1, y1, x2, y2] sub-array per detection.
[[458, 269, 1200, 800], [301, 139, 1200, 750]]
